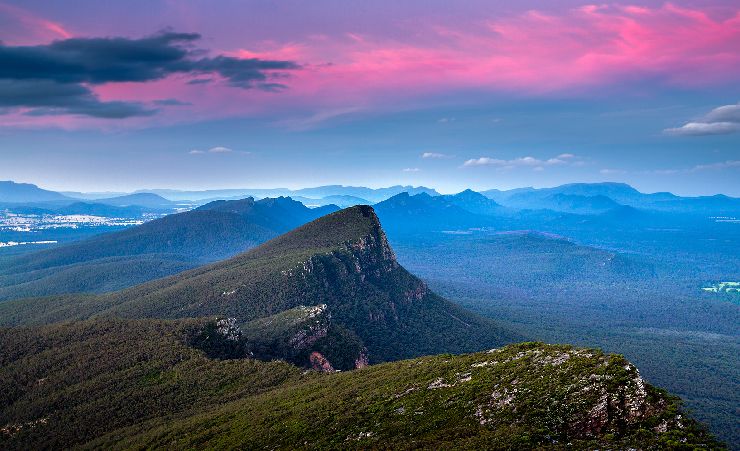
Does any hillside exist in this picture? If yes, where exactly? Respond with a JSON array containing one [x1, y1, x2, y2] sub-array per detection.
[[0, 318, 720, 449], [93, 192, 176, 208], [0, 181, 71, 203], [54, 201, 151, 217], [0, 206, 519, 367], [0, 197, 338, 300]]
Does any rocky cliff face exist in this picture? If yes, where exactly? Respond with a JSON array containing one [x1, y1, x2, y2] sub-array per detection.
[[279, 216, 431, 360]]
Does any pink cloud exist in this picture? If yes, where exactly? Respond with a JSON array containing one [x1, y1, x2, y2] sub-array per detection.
[[3, 3, 740, 129], [226, 3, 740, 104], [0, 2, 72, 44]]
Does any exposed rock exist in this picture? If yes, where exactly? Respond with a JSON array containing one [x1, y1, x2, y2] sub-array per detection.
[[288, 305, 330, 350], [215, 317, 241, 341], [428, 372, 473, 389], [309, 351, 335, 372], [354, 350, 369, 369]]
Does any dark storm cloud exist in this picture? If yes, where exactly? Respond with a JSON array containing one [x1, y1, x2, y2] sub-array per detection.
[[0, 31, 301, 118], [186, 78, 213, 85], [0, 79, 156, 118]]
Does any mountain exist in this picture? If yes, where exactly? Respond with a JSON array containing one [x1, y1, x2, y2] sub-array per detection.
[[373, 191, 509, 233], [59, 190, 128, 200], [293, 185, 439, 203], [94, 192, 176, 209], [0, 318, 720, 449], [54, 201, 150, 217], [444, 189, 507, 215], [291, 194, 371, 208], [483, 182, 740, 215], [0, 181, 71, 203], [374, 192, 489, 231], [0, 197, 338, 301], [541, 182, 645, 202], [196, 196, 338, 231], [0, 205, 724, 449], [0, 206, 518, 367], [513, 193, 622, 214]]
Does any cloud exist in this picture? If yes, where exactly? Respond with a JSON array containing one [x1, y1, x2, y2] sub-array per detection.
[[462, 155, 573, 168], [402, 167, 421, 172], [692, 160, 740, 171], [421, 152, 452, 159], [187, 78, 213, 85], [189, 146, 247, 155], [153, 98, 191, 106], [0, 79, 156, 118], [0, 31, 300, 118], [278, 106, 363, 131], [664, 102, 740, 136], [462, 157, 503, 167], [644, 160, 740, 175], [600, 168, 626, 175], [247, 3, 740, 108], [0, 32, 299, 86]]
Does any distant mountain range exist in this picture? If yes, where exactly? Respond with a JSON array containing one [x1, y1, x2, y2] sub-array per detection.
[[0, 197, 338, 300], [131, 184, 439, 202], [0, 182, 179, 214], [483, 182, 740, 215], [4, 180, 739, 216], [3, 183, 731, 300]]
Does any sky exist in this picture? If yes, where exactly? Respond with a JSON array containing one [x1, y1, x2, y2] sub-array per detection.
[[0, 0, 739, 196]]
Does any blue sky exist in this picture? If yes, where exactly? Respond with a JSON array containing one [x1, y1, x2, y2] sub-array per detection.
[[0, 0, 739, 195]]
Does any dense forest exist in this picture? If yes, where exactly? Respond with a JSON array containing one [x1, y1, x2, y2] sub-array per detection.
[[0, 318, 721, 449]]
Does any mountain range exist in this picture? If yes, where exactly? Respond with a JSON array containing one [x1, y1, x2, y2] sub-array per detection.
[[0, 206, 518, 365], [0, 181, 735, 447], [5, 180, 739, 216], [0, 204, 721, 449], [1, 185, 730, 301], [125, 184, 438, 203], [484, 182, 740, 215]]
